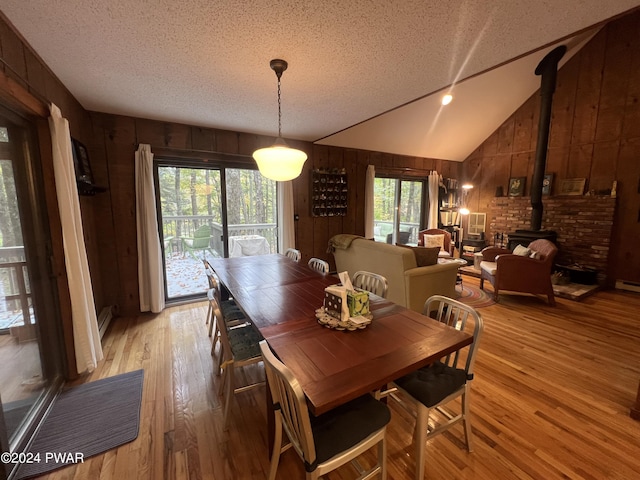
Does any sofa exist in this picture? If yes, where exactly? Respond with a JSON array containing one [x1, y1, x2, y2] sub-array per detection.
[[329, 235, 460, 312]]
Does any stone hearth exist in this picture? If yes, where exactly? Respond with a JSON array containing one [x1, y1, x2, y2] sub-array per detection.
[[488, 196, 615, 281]]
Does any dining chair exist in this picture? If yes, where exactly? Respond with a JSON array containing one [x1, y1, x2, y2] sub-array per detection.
[[352, 271, 388, 298], [202, 258, 213, 271], [203, 264, 216, 327], [206, 269, 247, 374], [308, 257, 329, 275], [210, 296, 264, 430], [284, 247, 301, 262], [259, 340, 390, 480], [391, 295, 483, 480]]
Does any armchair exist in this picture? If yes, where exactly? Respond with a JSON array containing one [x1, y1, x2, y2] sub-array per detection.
[[417, 228, 453, 257], [479, 239, 557, 305], [181, 225, 214, 259]]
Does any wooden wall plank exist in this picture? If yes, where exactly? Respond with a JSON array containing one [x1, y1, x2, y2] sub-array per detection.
[[614, 137, 640, 281], [566, 144, 594, 179], [136, 119, 191, 149], [294, 157, 313, 263], [512, 96, 535, 153], [571, 31, 606, 145], [215, 129, 239, 154], [549, 54, 579, 149], [191, 127, 216, 151], [0, 19, 27, 87], [590, 140, 620, 192]]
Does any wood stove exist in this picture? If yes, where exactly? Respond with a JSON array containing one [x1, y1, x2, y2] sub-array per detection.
[[507, 46, 565, 250], [507, 229, 557, 251]]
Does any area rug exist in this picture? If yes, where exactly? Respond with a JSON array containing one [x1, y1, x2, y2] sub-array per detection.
[[16, 369, 144, 479], [455, 284, 495, 308]]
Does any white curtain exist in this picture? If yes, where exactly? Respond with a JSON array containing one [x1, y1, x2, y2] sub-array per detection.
[[48, 104, 103, 374], [135, 144, 165, 313], [364, 165, 375, 239], [428, 170, 440, 229], [277, 181, 295, 252]]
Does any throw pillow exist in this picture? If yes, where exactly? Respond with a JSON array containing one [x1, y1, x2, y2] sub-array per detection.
[[397, 244, 439, 267], [423, 234, 445, 251], [413, 246, 440, 266], [513, 244, 531, 257], [529, 250, 541, 260]]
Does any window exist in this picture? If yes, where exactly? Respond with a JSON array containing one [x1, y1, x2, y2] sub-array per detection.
[[373, 177, 425, 245], [156, 163, 277, 301]]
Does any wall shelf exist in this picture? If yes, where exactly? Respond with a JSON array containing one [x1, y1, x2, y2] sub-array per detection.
[[311, 169, 348, 217], [77, 181, 107, 196]]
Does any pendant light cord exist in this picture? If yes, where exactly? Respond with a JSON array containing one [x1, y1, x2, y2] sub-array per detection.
[[277, 76, 282, 138]]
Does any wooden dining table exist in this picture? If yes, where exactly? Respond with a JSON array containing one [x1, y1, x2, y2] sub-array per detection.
[[207, 254, 473, 415]]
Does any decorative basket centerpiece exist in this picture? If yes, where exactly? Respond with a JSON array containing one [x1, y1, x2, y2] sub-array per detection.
[[318, 284, 372, 331]]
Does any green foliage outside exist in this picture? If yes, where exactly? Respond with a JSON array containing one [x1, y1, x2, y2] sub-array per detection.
[[157, 166, 277, 239], [374, 177, 424, 241], [0, 159, 22, 248]]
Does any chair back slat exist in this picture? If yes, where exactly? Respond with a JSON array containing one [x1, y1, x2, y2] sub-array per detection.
[[352, 271, 388, 298]]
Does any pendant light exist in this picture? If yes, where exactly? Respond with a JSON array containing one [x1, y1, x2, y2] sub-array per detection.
[[253, 59, 307, 181]]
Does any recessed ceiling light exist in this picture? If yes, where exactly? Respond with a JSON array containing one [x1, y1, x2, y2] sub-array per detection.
[[441, 93, 453, 106]]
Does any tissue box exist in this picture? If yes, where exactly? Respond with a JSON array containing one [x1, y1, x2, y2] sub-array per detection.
[[347, 289, 370, 316], [324, 285, 345, 320]]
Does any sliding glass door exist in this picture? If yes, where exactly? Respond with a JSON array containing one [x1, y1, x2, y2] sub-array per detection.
[[373, 177, 425, 244], [0, 107, 63, 476], [156, 163, 277, 301], [226, 168, 277, 258]]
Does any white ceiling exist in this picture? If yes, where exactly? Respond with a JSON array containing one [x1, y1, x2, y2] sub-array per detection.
[[1, 1, 638, 161]]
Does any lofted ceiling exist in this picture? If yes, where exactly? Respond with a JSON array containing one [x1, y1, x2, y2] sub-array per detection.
[[0, 1, 638, 161]]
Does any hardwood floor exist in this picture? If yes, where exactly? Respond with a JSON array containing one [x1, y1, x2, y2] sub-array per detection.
[[30, 277, 640, 479]]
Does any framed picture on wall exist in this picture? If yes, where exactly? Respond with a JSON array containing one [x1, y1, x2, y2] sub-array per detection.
[[559, 178, 586, 196], [71, 137, 94, 184], [508, 177, 526, 197], [542, 173, 554, 195]]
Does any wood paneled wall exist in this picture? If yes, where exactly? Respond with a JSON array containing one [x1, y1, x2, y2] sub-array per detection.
[[88, 113, 460, 315], [463, 11, 640, 285]]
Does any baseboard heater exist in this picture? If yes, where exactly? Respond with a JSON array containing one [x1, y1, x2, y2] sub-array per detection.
[[98, 305, 116, 340], [615, 280, 640, 293]]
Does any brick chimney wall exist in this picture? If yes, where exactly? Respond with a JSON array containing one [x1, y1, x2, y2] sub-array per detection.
[[488, 196, 616, 276]]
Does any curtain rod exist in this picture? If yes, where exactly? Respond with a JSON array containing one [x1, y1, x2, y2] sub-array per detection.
[[134, 144, 254, 162], [376, 166, 437, 175]]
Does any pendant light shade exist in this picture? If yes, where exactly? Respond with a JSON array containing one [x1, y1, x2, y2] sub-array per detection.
[[253, 59, 307, 182]]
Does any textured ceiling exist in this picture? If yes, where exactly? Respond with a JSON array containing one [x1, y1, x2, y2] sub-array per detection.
[[0, 1, 638, 161]]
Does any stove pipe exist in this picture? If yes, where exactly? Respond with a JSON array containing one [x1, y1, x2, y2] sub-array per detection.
[[530, 45, 566, 230]]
